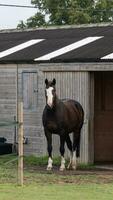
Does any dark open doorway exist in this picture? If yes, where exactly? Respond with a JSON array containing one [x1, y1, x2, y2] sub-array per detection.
[[94, 72, 113, 163]]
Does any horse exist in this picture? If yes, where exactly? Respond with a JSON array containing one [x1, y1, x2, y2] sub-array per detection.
[[42, 78, 84, 171]]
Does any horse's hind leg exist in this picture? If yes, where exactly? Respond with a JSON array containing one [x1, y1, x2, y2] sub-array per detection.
[[45, 130, 53, 171], [59, 135, 66, 171], [65, 135, 73, 169], [72, 130, 81, 170]]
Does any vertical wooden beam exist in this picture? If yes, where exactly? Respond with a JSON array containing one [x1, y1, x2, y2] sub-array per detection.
[[18, 101, 24, 186], [89, 72, 95, 164]]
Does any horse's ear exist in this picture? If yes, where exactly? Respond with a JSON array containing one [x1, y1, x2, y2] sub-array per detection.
[[45, 78, 48, 85], [52, 78, 56, 86]]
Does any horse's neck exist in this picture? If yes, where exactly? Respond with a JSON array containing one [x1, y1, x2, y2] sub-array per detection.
[[53, 95, 61, 110]]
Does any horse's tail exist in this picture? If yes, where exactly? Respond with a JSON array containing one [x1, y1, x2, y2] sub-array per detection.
[[74, 101, 84, 129]]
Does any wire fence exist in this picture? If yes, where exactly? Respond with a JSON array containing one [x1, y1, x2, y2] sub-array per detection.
[[0, 154, 18, 184], [0, 121, 18, 127], [0, 102, 24, 185]]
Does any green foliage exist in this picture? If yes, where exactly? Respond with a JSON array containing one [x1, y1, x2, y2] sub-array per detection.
[[17, 12, 45, 29], [24, 155, 48, 166], [17, 0, 113, 29], [68, 11, 91, 24], [26, 12, 46, 28], [24, 155, 68, 166], [91, 0, 113, 23], [17, 20, 26, 29]]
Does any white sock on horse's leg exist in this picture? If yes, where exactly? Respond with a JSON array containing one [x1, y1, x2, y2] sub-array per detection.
[[67, 151, 73, 169], [47, 157, 53, 170], [60, 156, 65, 171], [72, 151, 77, 170]]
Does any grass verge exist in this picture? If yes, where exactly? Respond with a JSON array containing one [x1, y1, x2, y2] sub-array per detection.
[[0, 154, 113, 200]]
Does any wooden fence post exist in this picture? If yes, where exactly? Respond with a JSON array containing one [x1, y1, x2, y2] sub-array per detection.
[[18, 101, 24, 186]]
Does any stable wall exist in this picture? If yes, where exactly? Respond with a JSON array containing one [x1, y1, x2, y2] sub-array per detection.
[[19, 63, 93, 164], [1, 62, 112, 163], [0, 65, 17, 145]]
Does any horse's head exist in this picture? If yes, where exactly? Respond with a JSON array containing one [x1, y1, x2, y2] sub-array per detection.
[[45, 78, 56, 108]]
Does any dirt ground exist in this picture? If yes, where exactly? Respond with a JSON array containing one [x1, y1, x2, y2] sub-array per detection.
[[26, 165, 113, 184]]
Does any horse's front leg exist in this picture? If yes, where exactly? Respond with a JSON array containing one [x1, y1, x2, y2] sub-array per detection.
[[45, 130, 53, 171], [59, 134, 66, 171]]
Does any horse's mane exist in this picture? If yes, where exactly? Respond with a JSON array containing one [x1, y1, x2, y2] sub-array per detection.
[[61, 98, 70, 102]]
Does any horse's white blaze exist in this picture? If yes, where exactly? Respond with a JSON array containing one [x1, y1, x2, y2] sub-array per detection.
[[47, 157, 53, 170], [46, 87, 54, 107]]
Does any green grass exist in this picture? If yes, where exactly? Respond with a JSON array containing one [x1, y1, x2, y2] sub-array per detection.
[[0, 184, 113, 200], [0, 154, 96, 169], [0, 155, 113, 200], [24, 155, 68, 166]]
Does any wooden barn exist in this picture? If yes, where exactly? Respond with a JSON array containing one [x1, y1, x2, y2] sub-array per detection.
[[0, 24, 113, 164]]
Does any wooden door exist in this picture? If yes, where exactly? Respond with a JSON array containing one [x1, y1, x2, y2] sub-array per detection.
[[22, 71, 39, 154], [22, 72, 38, 110], [94, 72, 113, 162]]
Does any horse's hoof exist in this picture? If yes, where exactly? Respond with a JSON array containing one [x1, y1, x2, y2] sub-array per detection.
[[47, 166, 52, 171], [47, 168, 52, 171], [67, 163, 72, 170], [59, 167, 65, 171], [72, 165, 77, 170], [67, 166, 70, 170]]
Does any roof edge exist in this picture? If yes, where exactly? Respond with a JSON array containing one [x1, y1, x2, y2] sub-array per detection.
[[0, 22, 113, 33]]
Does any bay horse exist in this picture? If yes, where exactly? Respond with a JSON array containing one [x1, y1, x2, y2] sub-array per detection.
[[42, 78, 84, 171]]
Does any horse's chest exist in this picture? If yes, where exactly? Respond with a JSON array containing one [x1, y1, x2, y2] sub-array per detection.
[[45, 119, 58, 133], [43, 108, 65, 132]]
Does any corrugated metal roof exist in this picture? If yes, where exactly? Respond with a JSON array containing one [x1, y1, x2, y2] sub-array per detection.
[[0, 25, 113, 63]]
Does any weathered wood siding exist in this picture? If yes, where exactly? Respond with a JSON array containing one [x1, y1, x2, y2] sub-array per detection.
[[17, 65, 45, 156], [17, 64, 92, 163], [0, 63, 94, 163], [0, 65, 17, 144], [43, 71, 90, 163]]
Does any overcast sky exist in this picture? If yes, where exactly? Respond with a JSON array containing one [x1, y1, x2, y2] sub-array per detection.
[[0, 0, 37, 29]]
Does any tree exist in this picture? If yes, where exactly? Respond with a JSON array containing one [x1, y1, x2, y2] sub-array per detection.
[[31, 0, 95, 25], [17, 12, 45, 29], [91, 0, 113, 23], [17, 0, 113, 29], [17, 20, 26, 29]]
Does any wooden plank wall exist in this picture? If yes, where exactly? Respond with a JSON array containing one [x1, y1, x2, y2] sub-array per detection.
[[17, 64, 91, 163], [0, 64, 45, 156], [17, 65, 45, 156], [0, 65, 17, 144], [0, 64, 91, 163], [43, 71, 90, 163]]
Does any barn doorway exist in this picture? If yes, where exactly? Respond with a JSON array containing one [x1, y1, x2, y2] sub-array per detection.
[[94, 72, 113, 163]]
